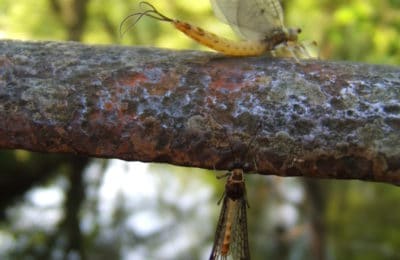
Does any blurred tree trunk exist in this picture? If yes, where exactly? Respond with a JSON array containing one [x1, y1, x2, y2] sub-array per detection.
[[44, 2, 90, 258], [60, 156, 89, 260], [304, 179, 327, 260], [49, 0, 90, 41], [0, 152, 74, 219]]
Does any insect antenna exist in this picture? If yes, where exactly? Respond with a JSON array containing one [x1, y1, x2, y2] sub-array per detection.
[[241, 121, 263, 169], [225, 129, 237, 169], [119, 1, 173, 38], [218, 121, 263, 171]]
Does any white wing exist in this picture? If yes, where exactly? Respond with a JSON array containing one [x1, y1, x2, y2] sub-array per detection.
[[210, 0, 285, 40]]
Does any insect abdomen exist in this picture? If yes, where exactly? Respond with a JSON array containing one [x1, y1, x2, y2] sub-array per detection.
[[173, 20, 267, 56], [220, 199, 236, 256]]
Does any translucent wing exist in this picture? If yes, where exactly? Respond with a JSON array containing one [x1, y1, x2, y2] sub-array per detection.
[[209, 196, 231, 260], [210, 0, 284, 40], [209, 198, 250, 259], [230, 197, 250, 260]]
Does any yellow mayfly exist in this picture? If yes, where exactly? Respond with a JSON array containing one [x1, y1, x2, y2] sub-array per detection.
[[121, 0, 313, 58]]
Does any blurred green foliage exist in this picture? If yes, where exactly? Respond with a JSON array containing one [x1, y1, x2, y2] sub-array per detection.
[[0, 0, 400, 259], [1, 0, 398, 64]]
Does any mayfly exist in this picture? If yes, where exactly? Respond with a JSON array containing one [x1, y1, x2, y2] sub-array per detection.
[[120, 1, 313, 58], [209, 123, 262, 260], [210, 167, 250, 259]]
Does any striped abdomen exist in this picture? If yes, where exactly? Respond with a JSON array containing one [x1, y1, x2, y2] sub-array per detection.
[[173, 20, 268, 56], [220, 199, 236, 255]]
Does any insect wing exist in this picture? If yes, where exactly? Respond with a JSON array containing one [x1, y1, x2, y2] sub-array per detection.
[[230, 197, 250, 260], [210, 197, 250, 260], [210, 196, 232, 260], [210, 0, 284, 40], [210, 0, 245, 38]]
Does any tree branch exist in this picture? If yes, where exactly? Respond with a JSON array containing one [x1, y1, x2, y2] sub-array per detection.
[[0, 40, 399, 184]]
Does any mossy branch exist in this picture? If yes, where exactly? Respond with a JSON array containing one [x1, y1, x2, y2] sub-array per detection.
[[0, 40, 399, 184]]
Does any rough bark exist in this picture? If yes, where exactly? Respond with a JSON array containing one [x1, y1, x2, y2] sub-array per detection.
[[0, 40, 399, 184]]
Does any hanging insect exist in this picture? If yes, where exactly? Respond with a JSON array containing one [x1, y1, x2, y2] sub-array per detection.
[[209, 121, 263, 260], [210, 166, 250, 260], [120, 1, 314, 58]]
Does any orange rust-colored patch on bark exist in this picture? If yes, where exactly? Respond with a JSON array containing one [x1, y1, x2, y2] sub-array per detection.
[[104, 101, 114, 111], [119, 72, 149, 87], [209, 69, 248, 91], [146, 72, 180, 96], [210, 77, 245, 90]]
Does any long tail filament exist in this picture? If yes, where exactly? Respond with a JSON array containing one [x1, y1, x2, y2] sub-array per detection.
[[120, 1, 173, 38]]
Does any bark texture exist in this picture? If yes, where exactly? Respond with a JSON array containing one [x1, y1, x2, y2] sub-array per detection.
[[0, 40, 399, 184]]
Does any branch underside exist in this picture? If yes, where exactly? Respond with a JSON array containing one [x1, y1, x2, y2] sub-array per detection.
[[0, 40, 399, 184]]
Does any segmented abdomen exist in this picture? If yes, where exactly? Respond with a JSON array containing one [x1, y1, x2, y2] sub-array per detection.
[[220, 200, 236, 256], [173, 20, 267, 56]]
